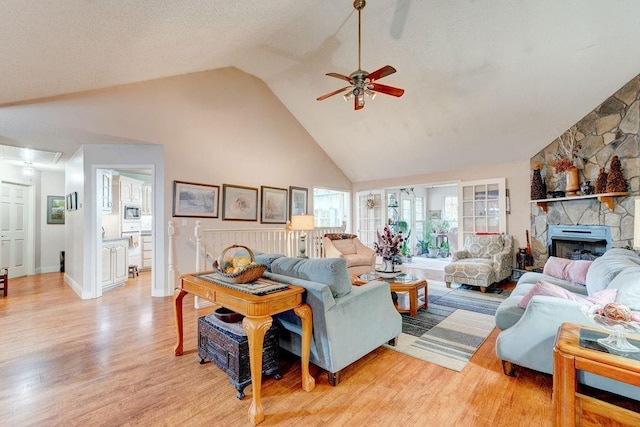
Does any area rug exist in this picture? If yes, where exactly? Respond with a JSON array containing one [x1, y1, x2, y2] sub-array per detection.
[[384, 280, 508, 371]]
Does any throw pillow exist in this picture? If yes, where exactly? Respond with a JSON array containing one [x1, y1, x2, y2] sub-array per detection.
[[542, 257, 592, 285], [607, 266, 640, 311], [517, 280, 617, 308], [586, 250, 640, 294], [271, 257, 352, 297]]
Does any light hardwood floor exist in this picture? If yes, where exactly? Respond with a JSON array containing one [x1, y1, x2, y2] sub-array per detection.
[[1, 271, 558, 426]]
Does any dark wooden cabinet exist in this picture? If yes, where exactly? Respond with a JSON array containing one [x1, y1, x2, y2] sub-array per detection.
[[198, 314, 281, 399]]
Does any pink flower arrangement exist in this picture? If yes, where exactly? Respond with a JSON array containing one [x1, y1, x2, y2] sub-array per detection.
[[374, 226, 403, 259]]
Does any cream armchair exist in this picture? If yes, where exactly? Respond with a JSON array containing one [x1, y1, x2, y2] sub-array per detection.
[[322, 234, 376, 276], [444, 234, 514, 293]]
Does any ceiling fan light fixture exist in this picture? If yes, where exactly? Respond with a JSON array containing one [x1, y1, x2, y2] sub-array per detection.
[[316, 0, 404, 110]]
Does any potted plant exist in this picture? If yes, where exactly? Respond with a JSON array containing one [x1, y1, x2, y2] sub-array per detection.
[[401, 229, 412, 262], [427, 240, 439, 258], [435, 219, 450, 235], [439, 239, 450, 257]]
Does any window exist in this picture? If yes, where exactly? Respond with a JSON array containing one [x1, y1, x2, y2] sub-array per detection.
[[313, 188, 350, 230], [443, 195, 458, 229]]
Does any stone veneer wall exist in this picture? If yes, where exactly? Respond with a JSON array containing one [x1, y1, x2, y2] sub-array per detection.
[[529, 74, 640, 268]]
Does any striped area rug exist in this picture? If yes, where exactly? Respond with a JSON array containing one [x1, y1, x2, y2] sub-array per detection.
[[384, 280, 506, 371]]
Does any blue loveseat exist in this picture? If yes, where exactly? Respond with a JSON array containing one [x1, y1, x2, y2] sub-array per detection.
[[255, 253, 402, 385], [495, 248, 640, 400]]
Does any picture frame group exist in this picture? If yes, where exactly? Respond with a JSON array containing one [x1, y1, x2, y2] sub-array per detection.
[[172, 180, 308, 224]]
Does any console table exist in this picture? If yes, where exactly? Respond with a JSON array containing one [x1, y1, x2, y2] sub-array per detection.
[[553, 322, 640, 426], [175, 273, 315, 425]]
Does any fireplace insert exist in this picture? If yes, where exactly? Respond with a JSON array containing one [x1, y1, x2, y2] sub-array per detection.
[[547, 225, 611, 260]]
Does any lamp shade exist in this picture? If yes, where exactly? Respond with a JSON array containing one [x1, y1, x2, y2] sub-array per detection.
[[634, 198, 640, 250], [290, 215, 315, 231]]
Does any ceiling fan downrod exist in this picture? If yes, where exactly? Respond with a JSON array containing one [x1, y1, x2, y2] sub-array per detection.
[[354, 0, 366, 71]]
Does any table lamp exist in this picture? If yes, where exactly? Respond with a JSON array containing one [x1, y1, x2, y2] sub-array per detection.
[[290, 215, 315, 258]]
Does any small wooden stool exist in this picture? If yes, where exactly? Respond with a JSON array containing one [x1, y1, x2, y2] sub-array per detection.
[[128, 265, 139, 278]]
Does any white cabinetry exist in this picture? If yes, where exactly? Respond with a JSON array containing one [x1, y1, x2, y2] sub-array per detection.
[[141, 184, 153, 215], [141, 234, 153, 271], [118, 176, 143, 205], [102, 239, 128, 290], [99, 169, 113, 213]]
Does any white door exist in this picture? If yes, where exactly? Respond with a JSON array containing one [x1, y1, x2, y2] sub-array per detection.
[[458, 178, 507, 249], [355, 190, 384, 249], [0, 182, 29, 278]]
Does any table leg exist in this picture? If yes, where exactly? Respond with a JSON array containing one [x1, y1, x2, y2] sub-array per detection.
[[294, 304, 315, 392], [409, 288, 418, 317], [173, 289, 187, 356], [243, 315, 272, 426], [553, 347, 577, 427], [423, 284, 428, 309]]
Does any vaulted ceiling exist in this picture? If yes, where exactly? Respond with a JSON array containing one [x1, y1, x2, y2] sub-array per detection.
[[1, 0, 639, 182]]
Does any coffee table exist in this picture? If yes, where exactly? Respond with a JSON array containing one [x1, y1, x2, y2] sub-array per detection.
[[352, 273, 428, 317], [553, 322, 640, 426]]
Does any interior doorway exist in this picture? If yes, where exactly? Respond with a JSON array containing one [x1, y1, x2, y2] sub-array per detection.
[[0, 181, 33, 278]]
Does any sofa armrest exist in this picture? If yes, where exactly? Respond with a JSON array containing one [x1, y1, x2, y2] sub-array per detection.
[[451, 250, 470, 262], [495, 296, 597, 374], [322, 238, 346, 260], [353, 238, 375, 259]]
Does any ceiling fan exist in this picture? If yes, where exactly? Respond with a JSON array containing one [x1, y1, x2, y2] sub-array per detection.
[[317, 0, 405, 111]]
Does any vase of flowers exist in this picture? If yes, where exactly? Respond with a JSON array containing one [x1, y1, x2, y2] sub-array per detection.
[[374, 226, 403, 273]]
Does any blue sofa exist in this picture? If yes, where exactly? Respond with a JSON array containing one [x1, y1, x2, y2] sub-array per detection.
[[495, 248, 640, 400], [254, 253, 402, 386]]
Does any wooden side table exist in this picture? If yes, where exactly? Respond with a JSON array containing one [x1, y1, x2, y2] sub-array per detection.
[[175, 273, 315, 426], [553, 322, 640, 426]]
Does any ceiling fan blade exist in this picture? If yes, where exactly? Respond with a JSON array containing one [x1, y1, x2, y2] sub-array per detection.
[[370, 82, 405, 97], [317, 86, 352, 101], [367, 65, 397, 81], [326, 72, 353, 83]]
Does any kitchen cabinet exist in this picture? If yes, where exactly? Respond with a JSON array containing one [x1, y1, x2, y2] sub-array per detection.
[[102, 239, 128, 290], [99, 169, 113, 213], [141, 234, 153, 271], [118, 176, 143, 205], [141, 184, 153, 215]]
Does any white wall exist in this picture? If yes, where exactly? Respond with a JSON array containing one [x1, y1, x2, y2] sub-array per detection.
[[39, 170, 65, 273]]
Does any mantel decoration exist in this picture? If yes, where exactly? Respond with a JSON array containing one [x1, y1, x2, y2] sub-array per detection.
[[530, 162, 546, 200], [553, 127, 583, 196], [606, 155, 627, 193], [374, 226, 403, 273]]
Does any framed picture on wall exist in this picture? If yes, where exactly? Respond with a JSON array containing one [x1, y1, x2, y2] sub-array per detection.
[[172, 181, 219, 218], [47, 196, 65, 224], [289, 186, 308, 218], [222, 184, 258, 221], [260, 186, 288, 224]]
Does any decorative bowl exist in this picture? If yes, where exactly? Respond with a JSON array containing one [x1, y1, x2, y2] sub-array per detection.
[[582, 305, 640, 353], [375, 269, 402, 279], [214, 307, 244, 323]]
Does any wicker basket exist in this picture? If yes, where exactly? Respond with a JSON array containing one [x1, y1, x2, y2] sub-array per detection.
[[212, 244, 267, 284]]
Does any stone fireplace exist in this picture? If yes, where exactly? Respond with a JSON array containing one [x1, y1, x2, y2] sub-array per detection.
[[529, 74, 639, 268]]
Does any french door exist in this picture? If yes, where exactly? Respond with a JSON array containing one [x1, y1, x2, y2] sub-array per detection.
[[458, 178, 507, 249], [355, 190, 384, 249]]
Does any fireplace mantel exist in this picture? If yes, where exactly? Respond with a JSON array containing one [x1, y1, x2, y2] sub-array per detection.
[[530, 191, 629, 212]]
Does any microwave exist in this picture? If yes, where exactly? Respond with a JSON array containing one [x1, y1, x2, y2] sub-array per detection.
[[123, 205, 141, 220]]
